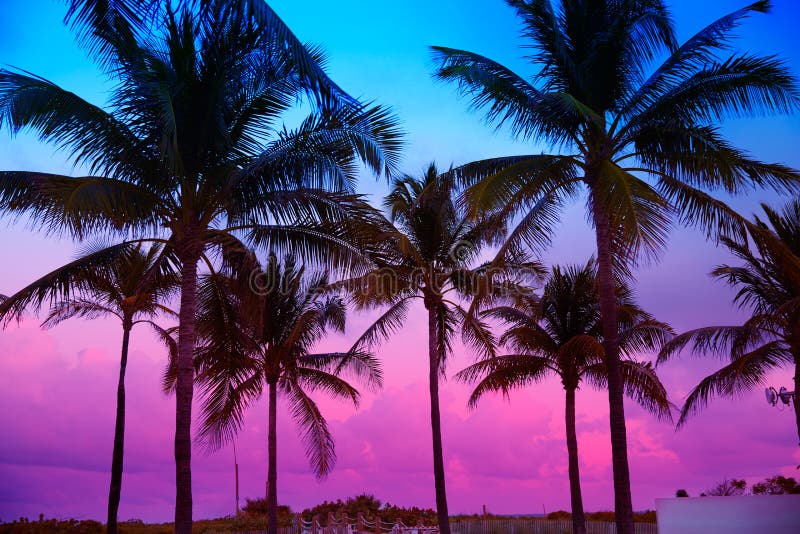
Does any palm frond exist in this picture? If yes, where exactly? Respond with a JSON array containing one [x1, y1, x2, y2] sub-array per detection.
[[300, 350, 383, 392], [285, 384, 335, 479], [592, 161, 671, 263], [0, 171, 161, 238], [197, 368, 263, 452], [347, 297, 413, 350], [0, 69, 149, 179], [657, 324, 770, 364], [0, 241, 142, 324], [630, 53, 798, 129], [234, 104, 402, 195], [505, 0, 574, 91], [294, 367, 360, 406], [621, 1, 773, 117], [619, 319, 674, 355], [208, 0, 357, 110], [64, 0, 157, 70], [584, 359, 674, 422], [430, 46, 585, 144], [451, 304, 497, 361], [455, 354, 554, 409], [41, 299, 120, 327], [677, 340, 790, 427]]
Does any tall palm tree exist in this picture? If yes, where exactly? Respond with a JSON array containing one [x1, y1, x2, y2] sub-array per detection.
[[170, 253, 381, 534], [659, 200, 800, 440], [0, 1, 401, 530], [456, 260, 672, 534], [336, 163, 539, 534], [431, 2, 799, 529], [0, 243, 177, 534]]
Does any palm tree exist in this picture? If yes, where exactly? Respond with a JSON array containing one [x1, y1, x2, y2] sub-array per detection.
[[336, 163, 539, 534], [431, 2, 799, 529], [0, 1, 401, 530], [659, 200, 800, 440], [171, 253, 381, 534], [0, 243, 176, 534], [456, 260, 672, 534]]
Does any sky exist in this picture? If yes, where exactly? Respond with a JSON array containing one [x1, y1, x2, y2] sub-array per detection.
[[1, 0, 800, 523]]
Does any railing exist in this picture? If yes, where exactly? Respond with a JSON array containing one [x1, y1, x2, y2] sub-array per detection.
[[294, 513, 437, 533], [449, 518, 658, 534], [206, 516, 658, 534]]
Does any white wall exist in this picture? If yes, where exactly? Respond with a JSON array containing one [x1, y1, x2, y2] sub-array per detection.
[[656, 495, 800, 534]]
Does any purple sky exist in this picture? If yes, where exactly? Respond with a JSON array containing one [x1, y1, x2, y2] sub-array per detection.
[[1, 0, 800, 523]]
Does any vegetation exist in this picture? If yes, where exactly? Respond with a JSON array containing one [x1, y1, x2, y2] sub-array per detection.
[[659, 200, 800, 439], [699, 474, 800, 496], [702, 478, 748, 497], [242, 498, 294, 527], [0, 244, 177, 533], [181, 253, 381, 534], [0, 517, 103, 534], [335, 163, 539, 534], [457, 260, 673, 534], [431, 2, 800, 531], [752, 475, 800, 495], [300, 494, 437, 526], [545, 510, 657, 523]]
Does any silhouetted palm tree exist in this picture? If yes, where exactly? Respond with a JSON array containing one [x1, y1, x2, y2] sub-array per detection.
[[659, 200, 800, 440], [0, 2, 401, 529], [336, 163, 539, 534], [0, 244, 177, 534], [170, 253, 381, 534], [431, 2, 799, 529], [457, 260, 672, 534]]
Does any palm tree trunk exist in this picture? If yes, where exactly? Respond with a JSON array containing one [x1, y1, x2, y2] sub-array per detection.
[[591, 199, 635, 534], [565, 387, 586, 534], [426, 302, 451, 534], [107, 318, 132, 534], [175, 244, 201, 534], [794, 358, 800, 447], [267, 380, 278, 534]]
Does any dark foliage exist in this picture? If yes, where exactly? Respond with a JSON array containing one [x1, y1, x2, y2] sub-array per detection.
[[751, 475, 800, 495], [301, 494, 437, 526]]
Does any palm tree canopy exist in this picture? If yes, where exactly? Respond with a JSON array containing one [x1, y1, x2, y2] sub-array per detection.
[[458, 259, 673, 420], [432, 0, 800, 263], [335, 163, 543, 371], [0, 0, 403, 271], [0, 242, 177, 327], [178, 253, 381, 478], [658, 200, 800, 426]]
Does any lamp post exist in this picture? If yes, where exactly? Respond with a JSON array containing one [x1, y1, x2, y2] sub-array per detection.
[[233, 441, 240, 517]]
